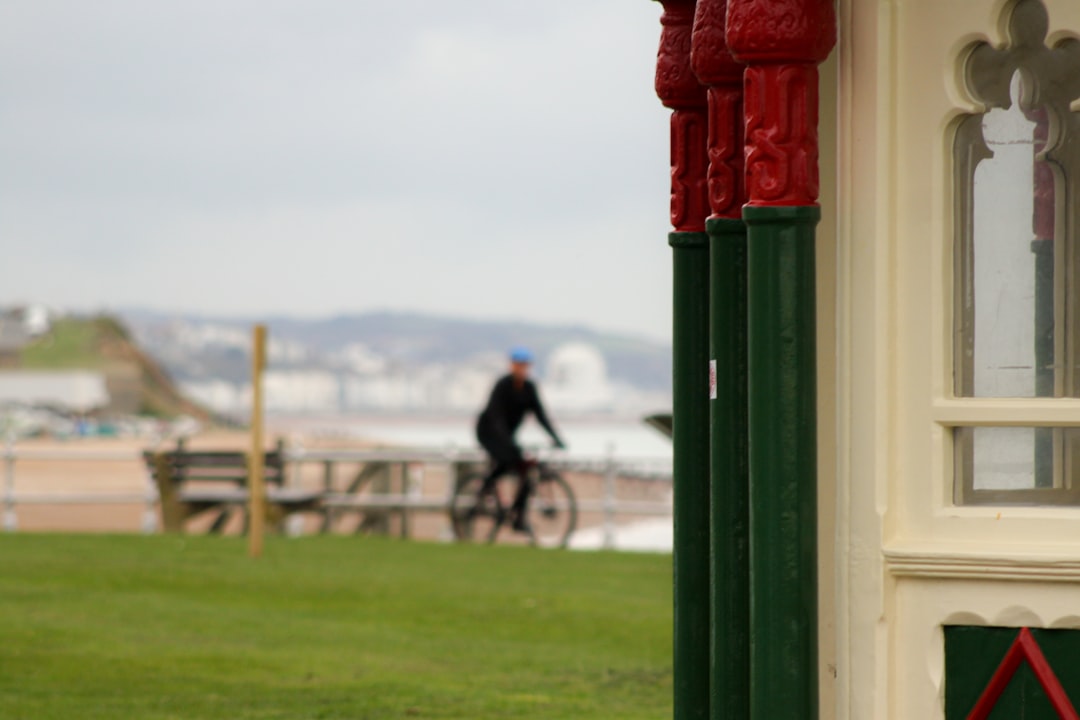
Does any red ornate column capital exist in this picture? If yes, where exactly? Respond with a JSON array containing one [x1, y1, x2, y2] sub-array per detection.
[[691, 0, 745, 219], [725, 0, 835, 64], [655, 0, 709, 232], [725, 0, 836, 206]]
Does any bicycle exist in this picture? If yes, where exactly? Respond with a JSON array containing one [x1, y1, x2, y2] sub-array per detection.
[[449, 457, 577, 548]]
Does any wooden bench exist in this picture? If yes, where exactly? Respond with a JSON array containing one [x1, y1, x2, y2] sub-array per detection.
[[316, 455, 464, 536], [144, 440, 322, 534]]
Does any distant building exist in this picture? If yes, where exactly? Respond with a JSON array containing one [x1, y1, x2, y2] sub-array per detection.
[[22, 305, 52, 336], [263, 370, 340, 412], [0, 313, 31, 368], [180, 379, 244, 416], [0, 370, 109, 412], [542, 342, 615, 413], [0, 305, 55, 368], [176, 343, 669, 417]]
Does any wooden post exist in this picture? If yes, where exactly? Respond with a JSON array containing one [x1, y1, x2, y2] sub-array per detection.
[[153, 451, 183, 533], [248, 324, 267, 558]]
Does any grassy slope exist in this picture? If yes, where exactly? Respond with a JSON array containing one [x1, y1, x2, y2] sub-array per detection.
[[19, 315, 212, 420], [0, 535, 672, 719], [19, 317, 104, 369]]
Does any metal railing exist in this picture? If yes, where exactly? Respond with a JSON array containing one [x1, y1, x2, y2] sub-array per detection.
[[2, 440, 672, 548], [2, 441, 159, 533]]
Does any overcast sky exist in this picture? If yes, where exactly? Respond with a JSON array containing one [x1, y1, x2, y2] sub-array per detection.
[[0, 1, 673, 342]]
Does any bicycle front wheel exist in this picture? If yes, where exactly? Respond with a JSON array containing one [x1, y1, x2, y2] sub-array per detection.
[[527, 471, 577, 548]]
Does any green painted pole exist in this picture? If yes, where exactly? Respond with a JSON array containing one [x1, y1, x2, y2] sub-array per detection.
[[746, 205, 819, 719], [689, 3, 750, 714], [654, 1, 712, 716], [671, 229, 712, 720], [725, 2, 834, 715], [707, 216, 750, 719]]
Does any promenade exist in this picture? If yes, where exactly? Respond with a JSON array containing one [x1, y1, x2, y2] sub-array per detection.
[[2, 430, 673, 551]]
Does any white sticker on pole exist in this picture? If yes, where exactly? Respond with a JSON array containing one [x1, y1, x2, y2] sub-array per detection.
[[709, 360, 717, 400]]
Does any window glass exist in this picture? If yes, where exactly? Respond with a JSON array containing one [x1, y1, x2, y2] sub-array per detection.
[[953, 0, 1080, 504], [969, 73, 1044, 398], [955, 426, 1080, 504]]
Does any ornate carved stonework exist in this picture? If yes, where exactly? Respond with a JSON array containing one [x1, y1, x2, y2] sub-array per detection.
[[655, 0, 709, 231], [964, 0, 1080, 111], [744, 63, 821, 206], [702, 87, 745, 217], [691, 0, 745, 219], [726, 0, 836, 206], [656, 1, 702, 110], [725, 0, 835, 64], [668, 109, 710, 230], [691, 0, 740, 85], [961, 0, 1080, 247]]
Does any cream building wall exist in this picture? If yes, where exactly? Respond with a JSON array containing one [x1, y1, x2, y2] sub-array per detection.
[[832, 0, 1080, 717]]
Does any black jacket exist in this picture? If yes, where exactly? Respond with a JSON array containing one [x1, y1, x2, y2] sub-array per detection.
[[476, 374, 561, 463]]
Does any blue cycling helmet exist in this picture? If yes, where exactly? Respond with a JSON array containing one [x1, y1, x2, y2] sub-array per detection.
[[509, 346, 533, 363]]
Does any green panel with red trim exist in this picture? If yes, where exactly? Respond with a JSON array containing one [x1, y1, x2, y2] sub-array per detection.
[[946, 626, 1080, 719]]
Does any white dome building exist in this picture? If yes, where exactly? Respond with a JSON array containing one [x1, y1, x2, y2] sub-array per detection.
[[542, 342, 615, 413]]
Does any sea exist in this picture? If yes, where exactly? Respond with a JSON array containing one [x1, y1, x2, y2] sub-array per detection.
[[269, 412, 673, 469]]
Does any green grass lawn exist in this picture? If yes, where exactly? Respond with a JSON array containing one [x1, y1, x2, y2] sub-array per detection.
[[0, 535, 672, 719]]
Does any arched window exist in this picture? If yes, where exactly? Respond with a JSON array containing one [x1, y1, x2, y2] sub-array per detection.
[[953, 0, 1080, 504]]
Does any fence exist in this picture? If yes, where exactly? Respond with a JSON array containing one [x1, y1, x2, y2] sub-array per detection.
[[2, 440, 672, 549]]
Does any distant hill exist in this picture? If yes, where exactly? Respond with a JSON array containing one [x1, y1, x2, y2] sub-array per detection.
[[121, 309, 674, 393], [18, 314, 214, 421]]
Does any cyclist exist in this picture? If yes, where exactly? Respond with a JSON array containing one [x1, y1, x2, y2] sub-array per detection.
[[475, 346, 566, 533]]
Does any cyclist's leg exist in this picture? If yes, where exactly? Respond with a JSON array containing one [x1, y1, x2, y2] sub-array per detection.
[[479, 460, 509, 495], [509, 459, 537, 531], [481, 431, 531, 533], [477, 429, 529, 530], [477, 429, 520, 492]]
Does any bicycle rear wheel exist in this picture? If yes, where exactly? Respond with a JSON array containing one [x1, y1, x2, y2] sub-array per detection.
[[526, 470, 577, 548], [449, 472, 504, 544]]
